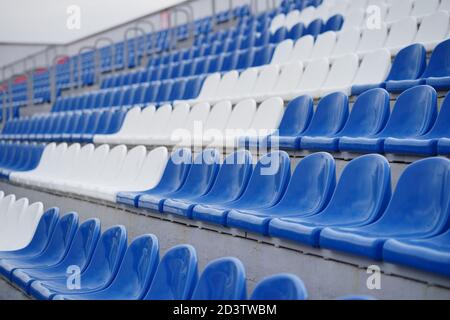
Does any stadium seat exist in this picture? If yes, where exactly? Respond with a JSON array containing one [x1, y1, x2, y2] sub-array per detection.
[[385, 0, 413, 23], [423, 39, 450, 90], [29, 225, 127, 300], [11, 217, 100, 293], [357, 24, 388, 55], [411, 0, 440, 19], [384, 17, 418, 54], [270, 39, 294, 65], [307, 31, 337, 62], [143, 244, 198, 300], [320, 157, 450, 260], [139, 149, 220, 213], [269, 154, 391, 246], [53, 234, 159, 300], [289, 35, 315, 62], [351, 48, 391, 95], [286, 57, 329, 99], [341, 9, 365, 30], [191, 257, 246, 300], [319, 53, 359, 96], [384, 91, 450, 155], [226, 152, 335, 235], [228, 68, 258, 103], [413, 11, 450, 51], [94, 106, 141, 144], [169, 102, 211, 146], [209, 71, 239, 104], [250, 274, 308, 300], [188, 73, 221, 104], [341, 85, 437, 153], [297, 92, 349, 151], [163, 150, 253, 218], [0, 212, 79, 279], [191, 151, 291, 226], [263, 61, 303, 100]]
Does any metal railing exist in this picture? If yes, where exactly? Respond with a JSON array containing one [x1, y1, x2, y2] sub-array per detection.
[[123, 27, 147, 70]]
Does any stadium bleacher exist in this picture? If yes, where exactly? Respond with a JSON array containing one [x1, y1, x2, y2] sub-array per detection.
[[0, 0, 450, 300]]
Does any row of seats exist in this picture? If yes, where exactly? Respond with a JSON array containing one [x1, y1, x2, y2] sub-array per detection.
[[0, 193, 310, 300], [114, 148, 450, 278], [10, 144, 169, 202], [0, 108, 126, 143], [246, 86, 450, 156], [93, 98, 283, 148], [0, 143, 44, 179]]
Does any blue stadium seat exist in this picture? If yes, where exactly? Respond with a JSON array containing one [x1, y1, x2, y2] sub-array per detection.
[[53, 234, 159, 300], [384, 91, 450, 155], [117, 148, 192, 207], [11, 218, 100, 293], [424, 39, 450, 90], [138, 149, 220, 213], [304, 18, 323, 38], [384, 44, 427, 93], [438, 138, 450, 155], [192, 151, 291, 227], [226, 152, 335, 235], [250, 274, 308, 300], [0, 212, 79, 279], [29, 225, 127, 300], [144, 244, 198, 300], [269, 154, 391, 246], [324, 14, 344, 32], [320, 157, 450, 260], [163, 150, 253, 218], [297, 92, 349, 151], [191, 257, 246, 300], [288, 22, 305, 41], [339, 85, 437, 153], [72, 111, 101, 143], [252, 45, 273, 67]]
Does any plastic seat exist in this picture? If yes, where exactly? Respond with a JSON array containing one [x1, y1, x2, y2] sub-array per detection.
[[423, 39, 450, 90], [386, 0, 413, 23], [414, 11, 450, 51], [287, 58, 330, 99], [299, 6, 317, 26], [114, 106, 156, 144], [188, 73, 221, 104], [29, 225, 127, 300], [269, 154, 391, 246], [288, 22, 305, 41], [143, 244, 198, 300], [384, 44, 427, 93], [411, 0, 440, 19], [53, 234, 159, 300], [250, 274, 308, 300], [0, 212, 79, 279], [93, 106, 141, 144], [267, 95, 313, 150], [341, 9, 365, 30], [307, 31, 337, 62], [320, 157, 450, 260], [440, 0, 450, 12], [191, 257, 246, 300], [270, 13, 286, 33], [228, 68, 258, 103], [351, 48, 391, 95], [126, 104, 171, 145], [289, 35, 314, 62], [163, 150, 252, 218], [264, 62, 303, 99], [285, 10, 301, 30], [383, 228, 450, 277], [384, 91, 450, 155], [139, 149, 220, 213], [249, 65, 280, 101], [304, 18, 323, 38], [319, 53, 359, 96], [384, 17, 418, 54], [209, 71, 239, 104], [341, 85, 437, 153], [192, 151, 291, 227], [439, 138, 450, 155], [228, 152, 336, 235], [270, 39, 294, 65], [357, 24, 388, 55]]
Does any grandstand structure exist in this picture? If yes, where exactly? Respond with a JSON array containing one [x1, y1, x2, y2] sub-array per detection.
[[0, 0, 449, 300]]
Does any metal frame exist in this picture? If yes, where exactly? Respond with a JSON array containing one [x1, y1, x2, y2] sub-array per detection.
[[94, 37, 116, 82], [123, 27, 147, 70]]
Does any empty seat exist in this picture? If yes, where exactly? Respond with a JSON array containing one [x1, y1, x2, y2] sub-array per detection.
[[192, 151, 291, 226], [385, 0, 413, 23], [384, 17, 418, 54], [249, 65, 280, 101], [307, 31, 337, 62], [423, 39, 450, 90], [319, 53, 359, 96], [330, 27, 361, 58], [228, 68, 258, 103], [270, 13, 286, 33], [269, 154, 391, 246], [188, 73, 221, 104], [341, 9, 365, 30], [209, 71, 239, 103], [170, 102, 211, 147], [411, 0, 440, 19], [191, 257, 246, 300], [299, 6, 317, 26], [227, 152, 336, 235], [287, 58, 330, 99], [414, 11, 450, 51], [384, 91, 450, 155], [271, 39, 294, 65], [94, 106, 141, 144], [340, 85, 437, 153], [251, 274, 308, 300], [320, 157, 450, 260], [289, 35, 315, 62], [263, 62, 304, 99], [351, 48, 391, 95], [357, 24, 388, 54]]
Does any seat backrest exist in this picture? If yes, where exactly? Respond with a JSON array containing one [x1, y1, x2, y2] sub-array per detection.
[[115, 106, 141, 136], [81, 225, 128, 287], [289, 35, 314, 61], [385, 43, 426, 82], [180, 102, 211, 135], [322, 53, 359, 89], [115, 146, 147, 185], [105, 234, 160, 299], [299, 6, 316, 25], [270, 13, 286, 33], [414, 11, 450, 45], [273, 62, 304, 93], [251, 64, 280, 95], [97, 145, 128, 184], [352, 48, 391, 86], [224, 99, 257, 134], [271, 39, 294, 65], [131, 105, 156, 136], [191, 257, 246, 300], [309, 31, 337, 60], [386, 0, 413, 23], [249, 97, 285, 135], [411, 0, 439, 17], [440, 0, 450, 11], [232, 68, 258, 98], [12, 201, 45, 250], [285, 10, 301, 30], [304, 92, 349, 136], [423, 91, 450, 137], [375, 157, 450, 235], [380, 85, 437, 137], [197, 73, 221, 100], [53, 143, 81, 177], [80, 144, 110, 183], [357, 23, 388, 53], [40, 143, 68, 176], [134, 147, 169, 190], [216, 71, 239, 99], [385, 17, 417, 49], [164, 102, 190, 137], [0, 197, 29, 237], [340, 88, 390, 137], [0, 194, 16, 229], [277, 95, 313, 136], [296, 57, 330, 91], [144, 104, 172, 137], [421, 39, 450, 78], [144, 244, 198, 300], [342, 8, 365, 30], [204, 101, 232, 135], [251, 274, 308, 300]]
